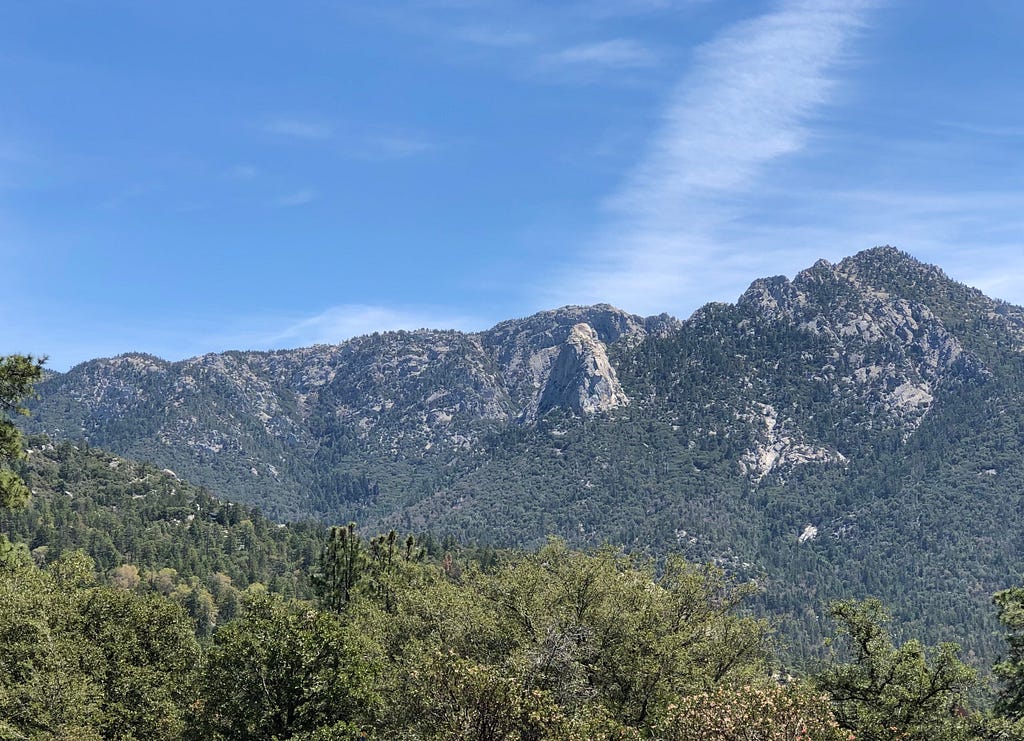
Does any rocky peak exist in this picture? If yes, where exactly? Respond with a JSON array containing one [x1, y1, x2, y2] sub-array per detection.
[[840, 245, 935, 277], [479, 304, 666, 419], [481, 304, 649, 349], [737, 275, 805, 318], [105, 353, 170, 372], [537, 323, 629, 416], [831, 247, 964, 308], [59, 353, 171, 414], [724, 249, 978, 471], [835, 247, 1024, 357], [642, 312, 684, 338]]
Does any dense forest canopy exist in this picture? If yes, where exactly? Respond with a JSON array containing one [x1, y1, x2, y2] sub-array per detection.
[[2, 515, 1015, 740]]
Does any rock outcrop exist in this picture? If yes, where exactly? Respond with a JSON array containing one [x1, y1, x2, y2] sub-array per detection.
[[538, 323, 630, 416]]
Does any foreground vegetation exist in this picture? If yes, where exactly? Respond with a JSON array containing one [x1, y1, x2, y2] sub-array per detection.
[[5, 523, 1024, 740], [6, 346, 1024, 739]]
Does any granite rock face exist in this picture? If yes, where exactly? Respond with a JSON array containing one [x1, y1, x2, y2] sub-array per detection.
[[25, 305, 668, 509], [479, 304, 676, 420], [538, 323, 630, 416]]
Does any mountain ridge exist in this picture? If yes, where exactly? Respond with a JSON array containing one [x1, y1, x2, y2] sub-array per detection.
[[21, 246, 1024, 661]]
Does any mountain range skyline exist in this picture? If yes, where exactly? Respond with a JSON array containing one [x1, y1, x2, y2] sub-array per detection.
[[4, 1, 1024, 370], [30, 243, 1024, 375]]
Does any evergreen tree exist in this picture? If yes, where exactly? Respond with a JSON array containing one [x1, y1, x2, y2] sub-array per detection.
[[994, 587, 1024, 720], [194, 591, 374, 739], [313, 522, 367, 611], [0, 354, 44, 511], [816, 599, 975, 740]]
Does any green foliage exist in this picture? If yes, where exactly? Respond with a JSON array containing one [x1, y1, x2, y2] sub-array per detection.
[[657, 683, 849, 740], [312, 522, 367, 611], [75, 586, 200, 739], [19, 252, 1024, 670], [816, 599, 976, 740], [0, 549, 199, 740], [334, 531, 773, 737], [193, 590, 373, 740], [994, 588, 1024, 720], [0, 354, 44, 512], [486, 540, 771, 724], [0, 436, 326, 629], [0, 509, 1010, 740]]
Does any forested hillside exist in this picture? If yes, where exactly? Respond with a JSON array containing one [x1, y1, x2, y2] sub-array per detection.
[[21, 247, 1024, 665], [6, 518, 1024, 740], [2, 437, 324, 612], [3, 353, 1024, 738]]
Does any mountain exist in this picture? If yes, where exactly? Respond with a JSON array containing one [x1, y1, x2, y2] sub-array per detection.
[[22, 247, 1024, 662], [24, 304, 678, 519]]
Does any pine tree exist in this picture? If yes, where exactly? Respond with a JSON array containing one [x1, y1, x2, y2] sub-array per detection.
[[313, 522, 366, 611], [0, 354, 44, 511]]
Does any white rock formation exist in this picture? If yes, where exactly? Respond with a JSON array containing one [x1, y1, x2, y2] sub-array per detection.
[[538, 323, 630, 415]]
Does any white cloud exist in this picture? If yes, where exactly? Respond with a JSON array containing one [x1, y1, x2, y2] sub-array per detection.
[[224, 164, 259, 180], [803, 188, 1024, 305], [938, 120, 1024, 139], [578, 0, 713, 17], [359, 133, 436, 160], [546, 39, 658, 68], [265, 118, 334, 140], [262, 114, 435, 161], [100, 182, 160, 210], [547, 0, 875, 315], [453, 25, 537, 48], [612, 0, 870, 214], [15, 304, 486, 372], [250, 304, 485, 348], [274, 188, 317, 207]]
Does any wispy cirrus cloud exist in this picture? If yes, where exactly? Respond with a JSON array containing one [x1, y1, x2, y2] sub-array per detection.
[[350, 132, 437, 161], [231, 304, 485, 350], [264, 117, 334, 140], [612, 1, 871, 214], [790, 187, 1024, 305], [273, 188, 317, 208], [452, 24, 537, 48], [358, 3, 684, 83], [224, 164, 259, 180], [544, 39, 658, 69], [19, 304, 486, 371], [262, 115, 436, 160], [577, 0, 714, 17], [938, 120, 1024, 139], [547, 0, 876, 314]]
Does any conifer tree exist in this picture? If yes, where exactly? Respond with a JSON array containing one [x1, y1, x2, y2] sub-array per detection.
[[0, 354, 44, 511], [313, 522, 366, 611], [994, 587, 1024, 720]]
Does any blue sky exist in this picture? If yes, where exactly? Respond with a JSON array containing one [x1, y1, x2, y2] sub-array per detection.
[[3, 1, 1023, 371]]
